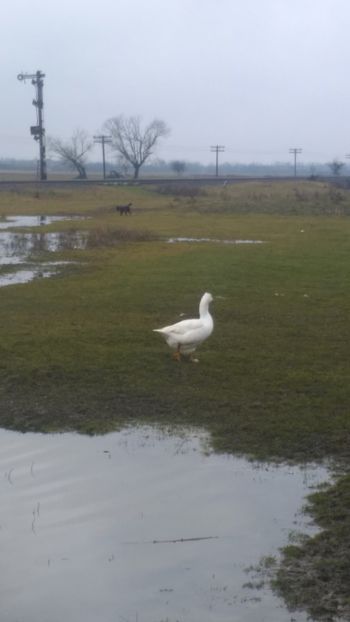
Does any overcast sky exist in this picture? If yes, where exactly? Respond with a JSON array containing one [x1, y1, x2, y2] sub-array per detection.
[[2, 0, 350, 165]]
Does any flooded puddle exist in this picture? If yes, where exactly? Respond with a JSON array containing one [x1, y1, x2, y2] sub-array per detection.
[[0, 426, 328, 622], [0, 215, 83, 230], [0, 231, 86, 265], [167, 237, 265, 244], [0, 268, 55, 287], [0, 215, 86, 286]]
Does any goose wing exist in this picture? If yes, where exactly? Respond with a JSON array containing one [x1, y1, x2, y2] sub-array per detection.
[[154, 318, 204, 336]]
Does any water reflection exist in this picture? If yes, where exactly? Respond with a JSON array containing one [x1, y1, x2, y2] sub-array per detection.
[[0, 215, 83, 230], [0, 231, 85, 264], [167, 237, 265, 244], [0, 268, 54, 286], [0, 215, 86, 286], [0, 426, 328, 622]]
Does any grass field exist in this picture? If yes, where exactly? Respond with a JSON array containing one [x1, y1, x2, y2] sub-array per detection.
[[0, 179, 349, 620]]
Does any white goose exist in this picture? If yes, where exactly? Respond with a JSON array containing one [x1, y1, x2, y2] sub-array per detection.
[[153, 292, 214, 362]]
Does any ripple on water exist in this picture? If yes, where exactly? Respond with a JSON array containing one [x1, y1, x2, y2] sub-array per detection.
[[0, 426, 329, 622]]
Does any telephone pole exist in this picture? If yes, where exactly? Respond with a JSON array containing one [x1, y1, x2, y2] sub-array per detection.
[[94, 135, 112, 179], [17, 70, 47, 180], [289, 147, 302, 178], [210, 145, 225, 176]]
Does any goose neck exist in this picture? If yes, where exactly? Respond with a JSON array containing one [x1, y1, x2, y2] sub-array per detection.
[[199, 298, 210, 318]]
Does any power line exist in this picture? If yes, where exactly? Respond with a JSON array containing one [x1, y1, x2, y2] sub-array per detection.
[[17, 70, 47, 180], [210, 145, 225, 176], [289, 147, 302, 177], [93, 134, 112, 179]]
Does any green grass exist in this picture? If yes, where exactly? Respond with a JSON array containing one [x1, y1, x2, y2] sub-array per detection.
[[274, 474, 350, 620], [1, 179, 350, 620], [1, 186, 349, 461]]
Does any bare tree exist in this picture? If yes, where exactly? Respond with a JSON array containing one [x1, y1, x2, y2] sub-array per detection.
[[47, 129, 93, 179], [328, 159, 345, 176], [105, 115, 170, 179], [171, 160, 186, 176]]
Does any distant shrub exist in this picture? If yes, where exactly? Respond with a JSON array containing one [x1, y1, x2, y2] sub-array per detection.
[[294, 187, 308, 202], [328, 187, 345, 204], [156, 184, 206, 199]]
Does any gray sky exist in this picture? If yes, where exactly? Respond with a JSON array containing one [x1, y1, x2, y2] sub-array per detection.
[[2, 0, 350, 165]]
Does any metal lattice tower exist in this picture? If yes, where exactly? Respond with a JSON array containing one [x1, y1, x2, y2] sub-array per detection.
[[17, 70, 47, 180]]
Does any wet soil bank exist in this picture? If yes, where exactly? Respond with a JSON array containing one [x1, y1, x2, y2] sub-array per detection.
[[273, 473, 350, 621]]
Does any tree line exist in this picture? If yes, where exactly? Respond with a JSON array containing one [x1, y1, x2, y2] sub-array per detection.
[[2, 111, 348, 179], [46, 115, 349, 180], [2, 156, 349, 179]]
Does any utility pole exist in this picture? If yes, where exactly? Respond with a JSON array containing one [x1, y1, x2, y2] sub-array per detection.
[[210, 145, 225, 176], [94, 135, 112, 179], [289, 147, 302, 178], [17, 70, 47, 180]]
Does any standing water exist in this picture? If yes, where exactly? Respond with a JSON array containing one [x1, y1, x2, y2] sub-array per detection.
[[0, 215, 86, 286], [0, 426, 328, 622]]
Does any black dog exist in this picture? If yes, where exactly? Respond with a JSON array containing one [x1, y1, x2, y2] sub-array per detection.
[[116, 202, 132, 215]]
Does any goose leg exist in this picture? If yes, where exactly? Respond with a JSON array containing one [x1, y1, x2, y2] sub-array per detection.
[[173, 345, 181, 361]]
